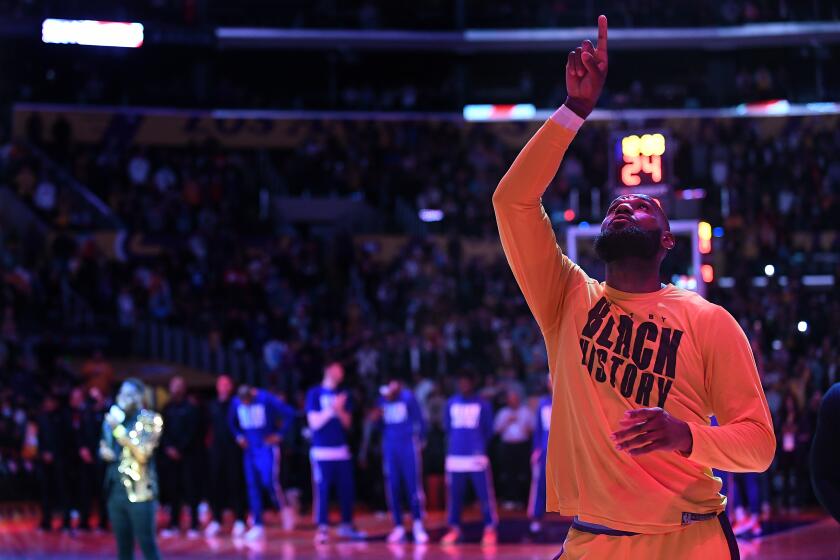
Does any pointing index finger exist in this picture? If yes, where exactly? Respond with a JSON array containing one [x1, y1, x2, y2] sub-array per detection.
[[597, 14, 608, 53]]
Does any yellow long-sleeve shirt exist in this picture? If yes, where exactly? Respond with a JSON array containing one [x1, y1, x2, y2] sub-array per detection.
[[493, 116, 776, 534]]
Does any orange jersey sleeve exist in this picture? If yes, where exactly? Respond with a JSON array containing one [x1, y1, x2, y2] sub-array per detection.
[[686, 305, 776, 472], [492, 119, 589, 333]]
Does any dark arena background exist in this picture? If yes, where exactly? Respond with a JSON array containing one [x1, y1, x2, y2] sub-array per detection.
[[0, 1, 839, 559]]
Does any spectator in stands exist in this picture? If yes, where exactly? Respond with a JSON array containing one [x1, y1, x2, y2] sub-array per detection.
[[80, 350, 114, 397]]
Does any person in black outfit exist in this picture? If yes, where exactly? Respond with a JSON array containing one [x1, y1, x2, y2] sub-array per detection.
[[89, 387, 111, 531], [101, 378, 163, 560], [204, 375, 247, 537], [36, 393, 71, 532], [68, 387, 100, 531], [158, 376, 201, 537], [811, 383, 840, 523]]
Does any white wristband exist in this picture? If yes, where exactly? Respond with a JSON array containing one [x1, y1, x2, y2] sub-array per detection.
[[550, 105, 585, 132]]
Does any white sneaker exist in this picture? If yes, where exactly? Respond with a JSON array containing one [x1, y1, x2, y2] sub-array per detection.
[[412, 520, 429, 544], [204, 521, 221, 538], [186, 529, 200, 540], [244, 525, 265, 541], [314, 525, 329, 544], [387, 525, 406, 543], [281, 506, 296, 531], [232, 520, 247, 538], [529, 521, 542, 533], [336, 523, 366, 540], [159, 528, 179, 538]]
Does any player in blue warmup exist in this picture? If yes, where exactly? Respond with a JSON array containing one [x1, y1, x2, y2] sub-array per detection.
[[441, 367, 498, 546], [376, 372, 429, 544], [305, 362, 366, 544], [228, 384, 297, 540], [528, 374, 552, 534]]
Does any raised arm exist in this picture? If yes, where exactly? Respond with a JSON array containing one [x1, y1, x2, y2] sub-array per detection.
[[493, 15, 608, 332]]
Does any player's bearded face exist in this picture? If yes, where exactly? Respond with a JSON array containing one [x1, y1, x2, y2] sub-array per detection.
[[594, 224, 662, 262]]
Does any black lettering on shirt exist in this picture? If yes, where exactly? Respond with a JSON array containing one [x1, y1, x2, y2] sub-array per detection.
[[582, 297, 611, 338], [635, 372, 655, 406], [615, 315, 634, 359], [653, 328, 683, 379], [632, 322, 658, 370]]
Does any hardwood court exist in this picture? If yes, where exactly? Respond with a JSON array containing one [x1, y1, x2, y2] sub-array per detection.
[[0, 510, 837, 559]]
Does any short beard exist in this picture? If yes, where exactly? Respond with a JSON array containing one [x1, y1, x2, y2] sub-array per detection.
[[594, 225, 662, 263]]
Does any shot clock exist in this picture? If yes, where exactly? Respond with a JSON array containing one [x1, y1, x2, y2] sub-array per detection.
[[610, 131, 672, 199]]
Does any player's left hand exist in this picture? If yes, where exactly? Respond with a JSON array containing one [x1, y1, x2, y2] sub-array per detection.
[[611, 407, 692, 456], [264, 434, 282, 446]]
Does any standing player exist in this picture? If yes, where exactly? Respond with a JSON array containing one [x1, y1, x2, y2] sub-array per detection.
[[305, 362, 365, 544], [376, 373, 429, 544], [229, 383, 297, 540], [158, 376, 200, 538], [493, 15, 775, 559], [441, 367, 498, 546], [205, 375, 247, 538], [528, 375, 552, 534]]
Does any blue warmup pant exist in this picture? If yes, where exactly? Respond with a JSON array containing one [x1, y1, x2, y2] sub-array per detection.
[[383, 442, 425, 525], [446, 469, 498, 528], [733, 472, 761, 515], [311, 458, 354, 526], [528, 450, 547, 520], [243, 445, 284, 526]]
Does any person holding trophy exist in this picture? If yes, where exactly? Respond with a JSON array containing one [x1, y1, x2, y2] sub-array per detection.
[[99, 379, 163, 560]]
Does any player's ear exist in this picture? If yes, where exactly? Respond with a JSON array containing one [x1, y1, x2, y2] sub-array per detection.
[[661, 231, 675, 251]]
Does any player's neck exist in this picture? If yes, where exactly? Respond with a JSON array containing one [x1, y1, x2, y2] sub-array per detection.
[[605, 260, 663, 293], [322, 379, 337, 390]]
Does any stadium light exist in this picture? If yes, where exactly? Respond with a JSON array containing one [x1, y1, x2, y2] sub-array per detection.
[[698, 221, 712, 254], [701, 264, 714, 283], [764, 264, 775, 277], [563, 209, 576, 221], [418, 209, 444, 222], [797, 321, 808, 333], [42, 19, 144, 48]]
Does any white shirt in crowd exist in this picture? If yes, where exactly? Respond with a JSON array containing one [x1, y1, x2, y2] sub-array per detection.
[[493, 404, 533, 444]]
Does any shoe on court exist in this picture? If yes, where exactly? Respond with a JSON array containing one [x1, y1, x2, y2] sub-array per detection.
[[481, 526, 497, 546], [412, 520, 428, 544], [281, 506, 296, 531], [314, 525, 329, 544], [232, 520, 246, 538], [387, 525, 406, 543], [337, 524, 367, 540], [204, 521, 221, 538], [159, 528, 179, 538], [440, 527, 460, 546], [186, 529, 200, 540], [244, 525, 265, 541], [529, 521, 542, 534]]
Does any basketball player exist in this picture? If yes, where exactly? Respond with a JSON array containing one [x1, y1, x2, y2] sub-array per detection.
[[305, 362, 366, 544], [528, 374, 552, 534], [441, 367, 498, 546], [229, 384, 297, 540], [376, 372, 429, 544], [493, 15, 775, 559]]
